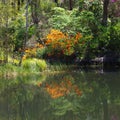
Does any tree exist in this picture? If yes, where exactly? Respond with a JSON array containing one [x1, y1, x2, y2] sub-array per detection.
[[30, 0, 40, 25], [102, 0, 110, 26], [69, 0, 73, 10], [0, 1, 14, 63], [19, 0, 32, 66], [54, 0, 58, 5]]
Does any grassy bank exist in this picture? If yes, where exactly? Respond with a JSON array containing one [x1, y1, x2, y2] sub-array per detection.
[[0, 58, 47, 77], [0, 58, 78, 78]]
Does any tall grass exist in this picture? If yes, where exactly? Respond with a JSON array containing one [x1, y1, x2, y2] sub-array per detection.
[[48, 62, 74, 72], [22, 58, 47, 72], [0, 58, 47, 77], [0, 63, 18, 77]]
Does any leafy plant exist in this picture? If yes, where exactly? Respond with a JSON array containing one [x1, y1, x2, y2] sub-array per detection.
[[49, 7, 95, 35], [108, 21, 120, 53], [36, 47, 46, 59], [45, 29, 82, 57], [22, 58, 47, 72]]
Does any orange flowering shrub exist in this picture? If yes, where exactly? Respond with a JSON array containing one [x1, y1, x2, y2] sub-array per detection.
[[45, 29, 82, 56], [21, 29, 83, 60]]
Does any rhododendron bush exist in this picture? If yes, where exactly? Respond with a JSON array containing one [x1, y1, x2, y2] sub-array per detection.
[[22, 29, 94, 61], [45, 29, 82, 57]]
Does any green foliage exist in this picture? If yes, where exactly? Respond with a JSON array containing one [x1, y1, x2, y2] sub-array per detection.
[[48, 7, 96, 59], [4, 63, 16, 71], [108, 21, 120, 53], [10, 10, 36, 51], [36, 47, 46, 59], [48, 7, 71, 33], [0, 3, 13, 25], [0, 63, 18, 77], [51, 97, 72, 116], [85, 0, 103, 19], [77, 0, 103, 20], [49, 7, 95, 35], [96, 26, 111, 53], [0, 63, 17, 73], [22, 58, 47, 72], [0, 2, 15, 62], [49, 63, 72, 71], [75, 35, 94, 58], [0, 0, 120, 64], [39, 0, 56, 12], [28, 0, 57, 43], [76, 10, 95, 34], [36, 59, 47, 71]]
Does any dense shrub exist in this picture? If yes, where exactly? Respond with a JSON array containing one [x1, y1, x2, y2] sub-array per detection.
[[49, 7, 95, 35], [22, 59, 47, 72], [108, 21, 120, 53], [45, 29, 82, 57]]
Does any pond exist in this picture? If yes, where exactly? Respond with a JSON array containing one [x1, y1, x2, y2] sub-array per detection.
[[0, 69, 120, 120]]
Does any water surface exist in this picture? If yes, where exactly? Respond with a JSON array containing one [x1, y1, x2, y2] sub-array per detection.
[[0, 70, 120, 120]]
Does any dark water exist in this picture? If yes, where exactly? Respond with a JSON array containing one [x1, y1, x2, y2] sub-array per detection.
[[0, 70, 120, 120]]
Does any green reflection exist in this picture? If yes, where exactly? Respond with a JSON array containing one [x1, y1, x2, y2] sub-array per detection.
[[0, 70, 120, 120]]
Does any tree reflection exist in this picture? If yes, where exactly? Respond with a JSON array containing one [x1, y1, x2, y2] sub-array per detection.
[[43, 71, 120, 120], [0, 71, 120, 120]]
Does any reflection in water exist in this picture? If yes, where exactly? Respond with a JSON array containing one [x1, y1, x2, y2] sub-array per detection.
[[45, 75, 82, 98], [0, 70, 120, 120]]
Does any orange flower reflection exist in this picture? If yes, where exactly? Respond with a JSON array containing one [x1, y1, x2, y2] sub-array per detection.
[[45, 79, 82, 99]]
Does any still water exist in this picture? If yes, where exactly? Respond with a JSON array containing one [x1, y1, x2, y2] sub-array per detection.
[[0, 69, 120, 120]]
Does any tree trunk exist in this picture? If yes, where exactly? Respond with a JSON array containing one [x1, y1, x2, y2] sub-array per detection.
[[19, 0, 29, 66], [79, 0, 84, 11], [30, 0, 44, 45], [4, 14, 9, 63], [102, 0, 110, 26], [4, 40, 9, 63], [21, 0, 24, 3], [54, 0, 58, 5], [31, 0, 39, 25], [69, 0, 73, 10], [17, 0, 21, 10]]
